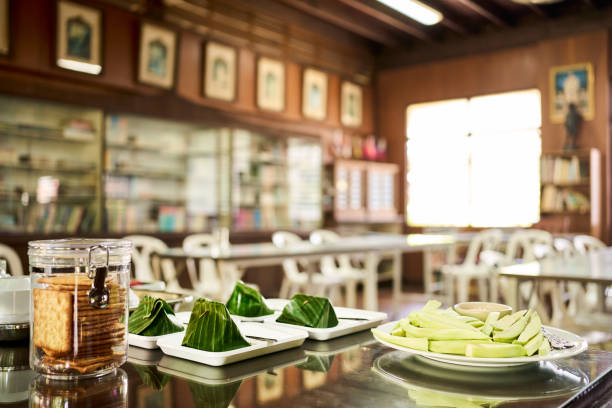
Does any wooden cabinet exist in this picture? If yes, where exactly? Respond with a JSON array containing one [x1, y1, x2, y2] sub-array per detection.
[[539, 148, 601, 237], [325, 159, 399, 223]]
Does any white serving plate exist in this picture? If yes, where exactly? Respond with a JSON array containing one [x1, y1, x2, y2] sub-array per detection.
[[372, 321, 588, 367], [128, 332, 183, 349], [263, 299, 388, 341], [157, 322, 308, 366]]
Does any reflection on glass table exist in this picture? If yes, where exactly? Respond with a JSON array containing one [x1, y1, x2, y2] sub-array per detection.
[[373, 351, 590, 407]]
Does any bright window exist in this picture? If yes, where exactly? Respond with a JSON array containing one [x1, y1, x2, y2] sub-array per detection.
[[406, 89, 541, 227]]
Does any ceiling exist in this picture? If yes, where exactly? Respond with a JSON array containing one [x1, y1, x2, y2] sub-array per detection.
[[101, 0, 612, 76]]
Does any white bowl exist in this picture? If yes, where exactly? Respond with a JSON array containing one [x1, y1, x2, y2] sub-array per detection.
[[0, 276, 30, 324]]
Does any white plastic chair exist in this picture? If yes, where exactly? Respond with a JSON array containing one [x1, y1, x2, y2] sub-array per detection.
[[441, 229, 503, 304], [309, 229, 368, 308], [0, 244, 23, 276], [123, 235, 184, 293], [491, 229, 553, 317], [573, 235, 606, 254], [272, 231, 343, 304], [553, 237, 578, 259], [573, 235, 607, 312], [183, 234, 227, 300]]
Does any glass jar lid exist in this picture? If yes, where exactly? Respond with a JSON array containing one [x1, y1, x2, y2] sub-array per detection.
[[28, 238, 132, 268]]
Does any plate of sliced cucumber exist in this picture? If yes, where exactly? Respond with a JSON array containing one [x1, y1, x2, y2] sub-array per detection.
[[372, 300, 587, 367]]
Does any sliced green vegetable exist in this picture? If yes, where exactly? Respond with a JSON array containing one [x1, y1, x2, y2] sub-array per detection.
[[493, 310, 527, 331], [493, 316, 529, 342], [465, 343, 526, 358], [400, 321, 489, 340], [524, 331, 544, 356], [480, 311, 500, 337], [128, 295, 184, 336], [371, 328, 428, 351], [225, 281, 274, 317], [276, 294, 338, 328], [539, 337, 551, 356], [515, 313, 542, 345], [182, 299, 250, 352], [391, 327, 405, 337], [428, 339, 492, 355], [409, 311, 480, 332], [422, 299, 442, 312]]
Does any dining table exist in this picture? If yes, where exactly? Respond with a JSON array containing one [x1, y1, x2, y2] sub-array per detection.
[[8, 330, 612, 408], [153, 233, 455, 312], [499, 247, 612, 316]]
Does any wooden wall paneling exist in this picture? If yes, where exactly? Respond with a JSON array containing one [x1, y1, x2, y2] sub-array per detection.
[[285, 61, 302, 120]]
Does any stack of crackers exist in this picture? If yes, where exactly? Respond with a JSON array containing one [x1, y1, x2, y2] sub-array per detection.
[[33, 274, 127, 375]]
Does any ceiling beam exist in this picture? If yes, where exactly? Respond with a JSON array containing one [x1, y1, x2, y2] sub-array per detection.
[[455, 0, 511, 27], [335, 0, 433, 41], [275, 0, 401, 46]]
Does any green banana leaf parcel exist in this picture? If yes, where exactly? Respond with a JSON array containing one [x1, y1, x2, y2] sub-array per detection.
[[128, 295, 184, 336], [225, 281, 274, 317], [182, 299, 250, 352], [276, 294, 338, 328]]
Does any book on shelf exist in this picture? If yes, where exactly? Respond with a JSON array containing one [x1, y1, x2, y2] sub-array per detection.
[[541, 185, 590, 213], [541, 155, 588, 184]]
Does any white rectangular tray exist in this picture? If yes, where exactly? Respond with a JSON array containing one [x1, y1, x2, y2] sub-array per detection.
[[157, 322, 308, 366], [128, 332, 178, 349], [263, 299, 388, 341]]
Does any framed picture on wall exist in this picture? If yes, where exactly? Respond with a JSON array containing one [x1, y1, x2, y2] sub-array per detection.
[[302, 68, 327, 121], [257, 57, 285, 112], [56, 0, 102, 75], [0, 0, 9, 56], [340, 81, 363, 127], [138, 22, 177, 89], [203, 41, 237, 101], [550, 62, 594, 123]]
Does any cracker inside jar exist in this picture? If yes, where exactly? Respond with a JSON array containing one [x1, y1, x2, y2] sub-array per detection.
[[33, 275, 127, 376]]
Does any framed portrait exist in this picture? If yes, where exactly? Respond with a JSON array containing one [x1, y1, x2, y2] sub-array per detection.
[[0, 0, 8, 56], [302, 68, 328, 121], [203, 41, 237, 101], [56, 0, 102, 75], [341, 81, 363, 127], [257, 57, 285, 112], [138, 23, 177, 89], [550, 62, 594, 123]]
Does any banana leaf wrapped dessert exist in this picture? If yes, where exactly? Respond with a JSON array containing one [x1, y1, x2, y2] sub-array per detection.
[[276, 294, 338, 329], [128, 296, 184, 336], [225, 281, 274, 317], [182, 299, 250, 352]]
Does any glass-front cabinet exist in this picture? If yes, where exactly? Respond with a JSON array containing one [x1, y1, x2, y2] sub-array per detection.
[[0, 95, 103, 233], [0, 96, 322, 235]]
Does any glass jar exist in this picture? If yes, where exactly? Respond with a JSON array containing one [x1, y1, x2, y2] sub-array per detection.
[[28, 239, 132, 379]]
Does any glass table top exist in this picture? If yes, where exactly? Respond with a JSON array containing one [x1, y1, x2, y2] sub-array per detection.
[[4, 330, 612, 408]]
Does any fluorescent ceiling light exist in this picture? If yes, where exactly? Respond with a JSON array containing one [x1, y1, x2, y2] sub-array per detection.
[[377, 0, 443, 26]]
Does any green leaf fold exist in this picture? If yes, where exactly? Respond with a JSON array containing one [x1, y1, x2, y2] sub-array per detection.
[[225, 281, 274, 317], [128, 296, 184, 336], [276, 294, 338, 328], [182, 299, 250, 352]]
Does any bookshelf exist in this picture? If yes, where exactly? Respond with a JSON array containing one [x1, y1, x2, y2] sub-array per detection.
[[540, 148, 600, 237], [104, 114, 219, 234], [324, 159, 399, 224], [0, 95, 103, 234], [230, 130, 322, 230]]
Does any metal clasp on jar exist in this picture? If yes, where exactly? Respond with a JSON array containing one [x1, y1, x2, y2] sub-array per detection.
[[87, 245, 110, 309]]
